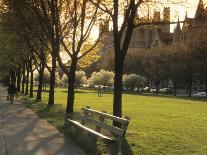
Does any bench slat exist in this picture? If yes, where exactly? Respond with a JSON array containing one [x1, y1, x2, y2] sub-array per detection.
[[68, 119, 117, 141], [80, 114, 125, 136], [82, 108, 130, 125]]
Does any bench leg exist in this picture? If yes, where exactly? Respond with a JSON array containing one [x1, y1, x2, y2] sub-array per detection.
[[106, 141, 120, 155], [117, 140, 122, 155], [87, 133, 98, 153]]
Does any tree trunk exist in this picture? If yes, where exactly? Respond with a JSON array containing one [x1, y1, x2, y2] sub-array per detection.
[[21, 64, 26, 94], [25, 62, 29, 95], [36, 67, 44, 101], [48, 54, 56, 106], [188, 72, 192, 97], [113, 55, 124, 119], [16, 66, 21, 92], [173, 80, 177, 96], [205, 72, 207, 98], [173, 85, 177, 96], [29, 59, 33, 97], [66, 59, 77, 114], [155, 79, 159, 95]]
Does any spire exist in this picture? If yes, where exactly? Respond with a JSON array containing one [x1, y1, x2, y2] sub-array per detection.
[[174, 18, 181, 33], [173, 18, 182, 43], [185, 11, 188, 20], [195, 0, 206, 19], [176, 18, 181, 32]]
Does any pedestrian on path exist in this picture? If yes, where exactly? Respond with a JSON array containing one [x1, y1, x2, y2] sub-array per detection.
[[7, 83, 16, 104]]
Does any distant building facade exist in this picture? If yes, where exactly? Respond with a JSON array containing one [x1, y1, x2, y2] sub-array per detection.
[[173, 0, 207, 92], [100, 7, 173, 53], [100, 0, 207, 93]]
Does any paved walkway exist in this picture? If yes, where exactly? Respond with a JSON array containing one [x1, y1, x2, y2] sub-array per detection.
[[0, 86, 86, 155]]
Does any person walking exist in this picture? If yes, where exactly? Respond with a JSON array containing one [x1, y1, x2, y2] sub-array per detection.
[[8, 83, 16, 104], [98, 85, 102, 97]]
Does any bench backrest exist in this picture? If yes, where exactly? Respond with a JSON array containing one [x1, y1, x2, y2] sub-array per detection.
[[80, 106, 130, 138]]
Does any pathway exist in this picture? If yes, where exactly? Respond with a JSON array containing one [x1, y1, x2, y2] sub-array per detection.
[[0, 86, 86, 155]]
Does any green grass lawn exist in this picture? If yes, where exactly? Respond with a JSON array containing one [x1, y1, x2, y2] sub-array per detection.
[[22, 88, 207, 155]]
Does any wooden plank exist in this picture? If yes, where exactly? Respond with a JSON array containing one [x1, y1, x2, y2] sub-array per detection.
[[68, 119, 117, 141], [95, 111, 106, 132], [82, 107, 130, 125], [80, 114, 125, 136]]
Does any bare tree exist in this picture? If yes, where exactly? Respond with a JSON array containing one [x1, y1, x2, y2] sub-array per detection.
[[56, 0, 105, 113], [89, 0, 183, 123]]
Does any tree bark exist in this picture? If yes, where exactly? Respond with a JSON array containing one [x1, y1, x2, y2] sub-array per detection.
[[187, 71, 192, 97], [66, 59, 77, 114], [21, 64, 26, 94], [16, 65, 21, 92], [205, 72, 207, 98], [29, 58, 33, 97], [113, 55, 124, 120], [36, 67, 44, 101], [25, 62, 29, 95], [173, 81, 177, 96], [155, 79, 159, 95], [47, 54, 56, 106]]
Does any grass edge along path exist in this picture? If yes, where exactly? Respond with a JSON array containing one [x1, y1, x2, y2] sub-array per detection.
[[20, 88, 207, 155], [20, 97, 110, 155]]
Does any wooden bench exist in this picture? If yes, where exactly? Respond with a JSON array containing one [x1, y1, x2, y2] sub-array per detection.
[[68, 106, 130, 154]]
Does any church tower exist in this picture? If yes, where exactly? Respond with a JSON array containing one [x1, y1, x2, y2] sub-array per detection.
[[163, 7, 170, 22], [160, 7, 170, 32], [195, 0, 206, 19], [153, 10, 161, 21]]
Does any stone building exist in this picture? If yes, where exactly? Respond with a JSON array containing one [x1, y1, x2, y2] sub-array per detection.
[[99, 0, 207, 93], [173, 0, 207, 92], [100, 7, 173, 53]]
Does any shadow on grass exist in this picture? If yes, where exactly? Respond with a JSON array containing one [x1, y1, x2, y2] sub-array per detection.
[[20, 96, 133, 155], [122, 139, 134, 155], [60, 90, 94, 94]]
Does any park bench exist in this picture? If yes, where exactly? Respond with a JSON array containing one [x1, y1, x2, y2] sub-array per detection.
[[67, 106, 130, 154]]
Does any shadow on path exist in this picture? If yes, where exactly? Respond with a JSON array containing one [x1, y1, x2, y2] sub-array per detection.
[[0, 96, 86, 155]]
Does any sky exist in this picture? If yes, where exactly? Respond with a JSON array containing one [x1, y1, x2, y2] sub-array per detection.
[[173, 0, 203, 19], [144, 0, 206, 31], [170, 0, 206, 31], [171, 0, 207, 25], [90, 0, 206, 37]]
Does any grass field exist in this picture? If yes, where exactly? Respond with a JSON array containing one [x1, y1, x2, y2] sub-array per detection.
[[22, 88, 207, 155]]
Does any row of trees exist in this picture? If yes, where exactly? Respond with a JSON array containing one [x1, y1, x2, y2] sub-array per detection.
[[0, 0, 104, 113], [0, 0, 186, 122]]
